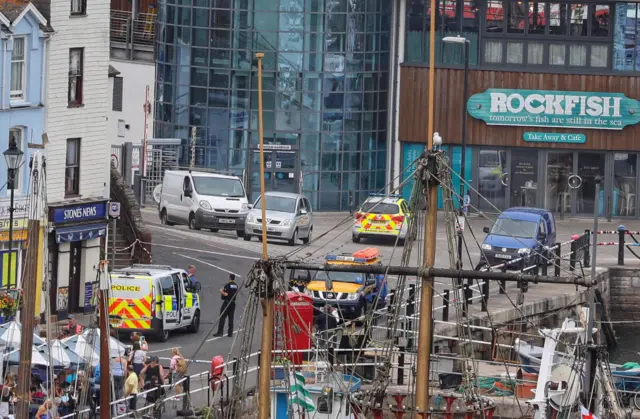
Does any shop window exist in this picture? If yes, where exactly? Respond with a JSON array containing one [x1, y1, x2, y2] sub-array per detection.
[[549, 43, 566, 65], [506, 41, 523, 63], [527, 42, 544, 64], [569, 44, 587, 66], [613, 153, 637, 217], [613, 3, 640, 72], [65, 138, 81, 197], [484, 40, 503, 63]]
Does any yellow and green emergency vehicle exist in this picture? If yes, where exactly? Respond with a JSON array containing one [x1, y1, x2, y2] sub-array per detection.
[[109, 264, 202, 342]]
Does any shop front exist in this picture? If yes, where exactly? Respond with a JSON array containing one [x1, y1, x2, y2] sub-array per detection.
[[399, 67, 640, 217], [48, 199, 108, 319]]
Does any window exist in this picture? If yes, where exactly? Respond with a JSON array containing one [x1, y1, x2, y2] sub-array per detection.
[[68, 48, 83, 105], [10, 38, 25, 101], [613, 3, 640, 72], [8, 127, 23, 191], [159, 276, 175, 295], [70, 0, 86, 15], [481, 0, 612, 69], [65, 138, 80, 196], [112, 77, 123, 111]]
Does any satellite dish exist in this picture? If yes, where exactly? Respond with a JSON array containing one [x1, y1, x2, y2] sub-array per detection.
[[153, 185, 162, 203], [549, 364, 581, 409]]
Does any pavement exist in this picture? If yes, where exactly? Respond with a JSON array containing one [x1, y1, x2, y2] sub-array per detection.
[[64, 208, 640, 411]]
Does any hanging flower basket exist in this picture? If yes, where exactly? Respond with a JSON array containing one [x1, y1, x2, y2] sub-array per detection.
[[0, 291, 19, 322]]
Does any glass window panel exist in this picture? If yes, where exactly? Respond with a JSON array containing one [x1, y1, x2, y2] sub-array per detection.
[[569, 4, 588, 36], [327, 14, 347, 32], [178, 6, 191, 25], [569, 44, 587, 66], [280, 13, 304, 31], [193, 28, 209, 46], [613, 153, 637, 216], [211, 9, 231, 28], [592, 5, 610, 36], [321, 153, 342, 171], [254, 0, 278, 11], [613, 3, 635, 71], [193, 8, 209, 26], [549, 43, 566, 65], [440, 0, 458, 31], [192, 48, 208, 66], [486, 0, 504, 32], [212, 30, 231, 49], [308, 13, 324, 32], [209, 71, 229, 88], [191, 67, 208, 86], [484, 40, 503, 63], [528, 1, 546, 34], [209, 88, 229, 107], [279, 32, 304, 51], [590, 44, 608, 67], [527, 42, 543, 64], [549, 3, 568, 35], [506, 41, 523, 63], [507, 1, 525, 33]]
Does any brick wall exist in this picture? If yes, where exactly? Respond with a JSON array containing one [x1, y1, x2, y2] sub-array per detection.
[[608, 267, 640, 321]]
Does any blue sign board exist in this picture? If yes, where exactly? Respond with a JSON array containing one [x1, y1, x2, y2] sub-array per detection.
[[52, 202, 107, 224], [56, 223, 107, 243], [523, 132, 586, 144]]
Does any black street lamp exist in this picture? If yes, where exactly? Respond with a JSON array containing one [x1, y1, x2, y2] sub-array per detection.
[[443, 35, 470, 271], [4, 136, 24, 289]]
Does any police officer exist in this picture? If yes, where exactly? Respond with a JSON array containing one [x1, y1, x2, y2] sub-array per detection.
[[214, 274, 238, 337]]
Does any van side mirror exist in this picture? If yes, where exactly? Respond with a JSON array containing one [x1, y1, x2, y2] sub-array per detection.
[[195, 282, 202, 292], [248, 204, 253, 209], [300, 209, 308, 215], [483, 226, 490, 234], [538, 231, 547, 240]]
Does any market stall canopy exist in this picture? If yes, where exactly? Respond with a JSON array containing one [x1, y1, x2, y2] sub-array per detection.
[[0, 321, 45, 346]]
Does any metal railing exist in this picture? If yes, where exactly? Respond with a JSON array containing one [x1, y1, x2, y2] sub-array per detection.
[[110, 9, 156, 49]]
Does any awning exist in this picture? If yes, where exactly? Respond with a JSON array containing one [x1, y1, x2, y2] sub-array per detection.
[[55, 223, 107, 244]]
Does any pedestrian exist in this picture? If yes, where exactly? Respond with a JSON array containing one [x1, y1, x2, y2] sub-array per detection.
[[34, 316, 41, 336], [140, 356, 164, 388], [129, 342, 146, 377], [112, 348, 129, 398], [169, 348, 184, 383], [213, 274, 238, 337], [124, 365, 139, 414], [35, 399, 53, 419], [67, 315, 83, 335], [187, 265, 197, 287]]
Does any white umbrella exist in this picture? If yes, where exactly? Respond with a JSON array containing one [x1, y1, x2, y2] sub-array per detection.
[[0, 321, 45, 346], [3, 346, 51, 366], [45, 339, 86, 367], [61, 335, 99, 366], [39, 342, 71, 368], [81, 328, 128, 358]]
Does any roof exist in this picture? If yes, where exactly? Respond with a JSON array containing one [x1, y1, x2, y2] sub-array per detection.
[[166, 170, 239, 180], [0, 0, 51, 31], [261, 191, 303, 199], [363, 196, 402, 204], [108, 65, 121, 77], [499, 207, 549, 221]]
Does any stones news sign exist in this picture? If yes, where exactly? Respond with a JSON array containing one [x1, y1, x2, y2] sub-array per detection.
[[52, 202, 108, 224], [467, 89, 640, 130]]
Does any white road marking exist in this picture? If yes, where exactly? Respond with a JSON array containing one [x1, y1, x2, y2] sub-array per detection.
[[174, 253, 243, 278], [148, 224, 260, 255], [206, 328, 242, 342], [147, 346, 181, 354], [148, 242, 257, 260]]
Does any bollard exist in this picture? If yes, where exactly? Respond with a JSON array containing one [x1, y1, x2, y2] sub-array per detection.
[[618, 225, 626, 266], [182, 375, 191, 412], [583, 229, 591, 268], [481, 280, 489, 312], [554, 243, 561, 277], [407, 284, 416, 350], [541, 246, 548, 276], [397, 346, 405, 385], [569, 235, 579, 272], [520, 258, 528, 293], [232, 357, 239, 377], [442, 289, 450, 322]]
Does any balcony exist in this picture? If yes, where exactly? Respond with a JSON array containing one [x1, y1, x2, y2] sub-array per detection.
[[110, 9, 156, 62]]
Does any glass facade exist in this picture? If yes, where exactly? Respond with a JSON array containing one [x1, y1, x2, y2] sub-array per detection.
[[154, 0, 391, 210]]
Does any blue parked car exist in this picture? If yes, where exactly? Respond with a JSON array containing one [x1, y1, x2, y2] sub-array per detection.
[[480, 207, 556, 269]]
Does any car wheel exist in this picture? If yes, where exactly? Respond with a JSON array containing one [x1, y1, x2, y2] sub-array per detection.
[[210, 228, 219, 233], [158, 328, 170, 342], [288, 229, 298, 246], [236, 230, 245, 238], [301, 229, 312, 244], [243, 235, 252, 241], [352, 235, 361, 243], [160, 209, 175, 226], [188, 311, 200, 333], [188, 214, 198, 230]]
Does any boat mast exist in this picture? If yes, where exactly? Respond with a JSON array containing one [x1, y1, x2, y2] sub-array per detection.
[[414, 0, 438, 415], [15, 152, 44, 419], [255, 52, 274, 419]]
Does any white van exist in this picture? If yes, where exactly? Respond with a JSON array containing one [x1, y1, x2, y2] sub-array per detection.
[[158, 170, 250, 237]]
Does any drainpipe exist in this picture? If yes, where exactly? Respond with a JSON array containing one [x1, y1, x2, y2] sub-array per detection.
[[1, 33, 9, 110], [40, 35, 49, 106]]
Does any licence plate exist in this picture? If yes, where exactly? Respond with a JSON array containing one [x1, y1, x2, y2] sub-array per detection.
[[219, 218, 235, 224], [372, 220, 387, 224], [494, 254, 512, 260]]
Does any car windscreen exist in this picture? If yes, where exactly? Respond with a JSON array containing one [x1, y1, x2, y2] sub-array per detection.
[[254, 196, 297, 213], [192, 176, 245, 197], [360, 202, 399, 214], [490, 217, 538, 239], [314, 270, 365, 284]]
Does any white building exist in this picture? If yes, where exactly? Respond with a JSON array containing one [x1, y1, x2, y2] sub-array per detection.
[[34, 0, 111, 318]]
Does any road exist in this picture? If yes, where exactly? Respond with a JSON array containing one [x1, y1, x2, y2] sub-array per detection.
[[136, 208, 633, 371]]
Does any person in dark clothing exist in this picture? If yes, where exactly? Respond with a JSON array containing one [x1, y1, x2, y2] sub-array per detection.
[[213, 274, 238, 337]]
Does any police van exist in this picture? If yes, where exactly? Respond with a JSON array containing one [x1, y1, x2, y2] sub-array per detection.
[[109, 264, 202, 342]]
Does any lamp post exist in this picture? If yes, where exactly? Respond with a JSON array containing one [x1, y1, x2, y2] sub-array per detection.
[[443, 35, 470, 271], [4, 136, 24, 289]]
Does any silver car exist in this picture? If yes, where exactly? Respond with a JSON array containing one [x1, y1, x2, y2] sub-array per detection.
[[244, 192, 313, 246]]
